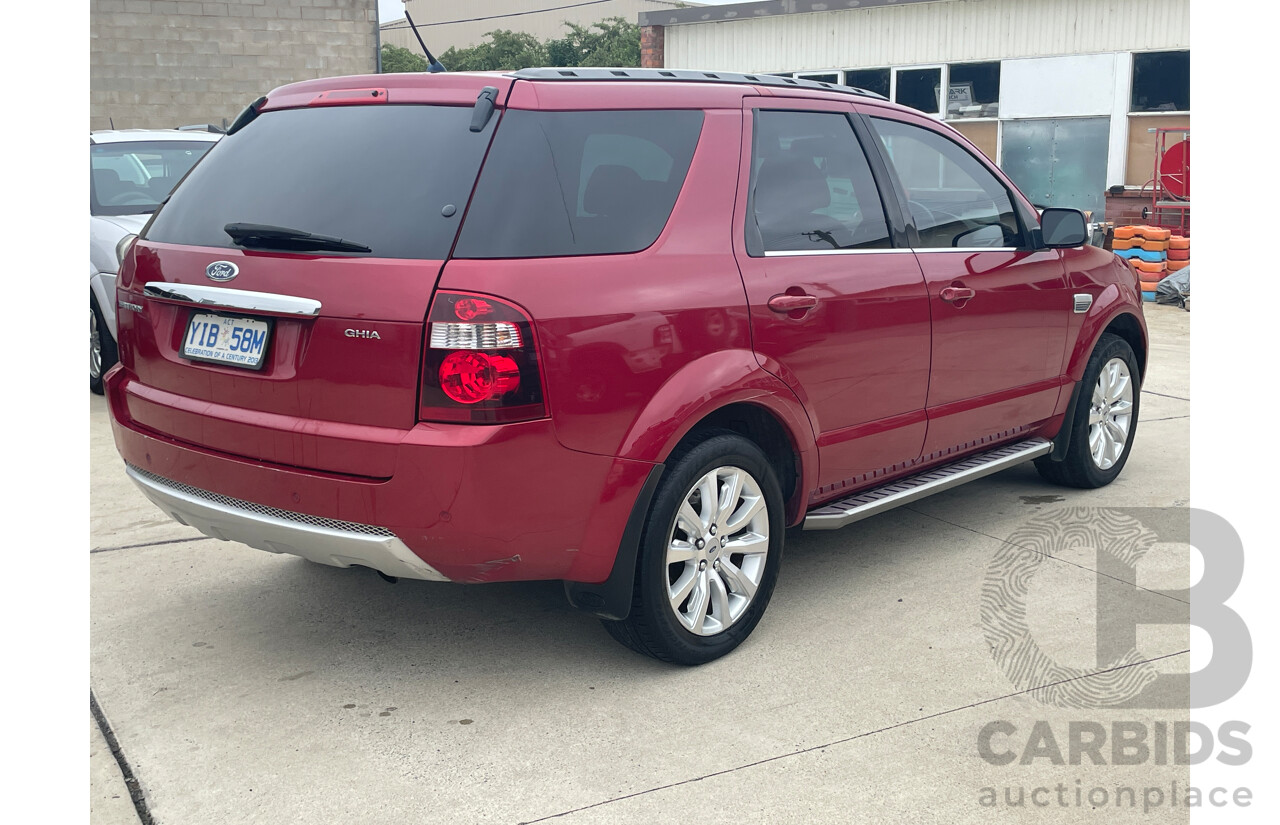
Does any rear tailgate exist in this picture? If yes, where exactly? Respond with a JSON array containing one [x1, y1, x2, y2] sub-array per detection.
[[116, 81, 505, 478]]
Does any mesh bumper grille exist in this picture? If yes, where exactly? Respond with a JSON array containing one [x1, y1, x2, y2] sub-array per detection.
[[126, 465, 394, 538]]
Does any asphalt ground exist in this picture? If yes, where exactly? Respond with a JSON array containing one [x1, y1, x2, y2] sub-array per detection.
[[90, 303, 1191, 824]]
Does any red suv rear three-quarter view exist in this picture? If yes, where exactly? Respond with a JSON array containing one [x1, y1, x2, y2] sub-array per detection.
[[106, 68, 1147, 665]]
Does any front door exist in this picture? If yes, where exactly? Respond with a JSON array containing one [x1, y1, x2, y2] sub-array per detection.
[[861, 111, 1069, 457], [733, 100, 932, 500]]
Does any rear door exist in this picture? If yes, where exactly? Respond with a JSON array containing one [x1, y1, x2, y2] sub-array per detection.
[[118, 100, 500, 478], [733, 98, 932, 497], [859, 110, 1069, 456]]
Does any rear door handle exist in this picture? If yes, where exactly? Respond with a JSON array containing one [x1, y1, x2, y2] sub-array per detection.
[[940, 286, 976, 303], [767, 293, 819, 313]]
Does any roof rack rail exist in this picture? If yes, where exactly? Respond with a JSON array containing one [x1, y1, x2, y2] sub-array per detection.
[[508, 67, 886, 100]]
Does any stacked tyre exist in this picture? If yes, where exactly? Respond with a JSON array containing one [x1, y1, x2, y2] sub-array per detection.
[[1112, 226, 1171, 301], [1167, 235, 1191, 274]]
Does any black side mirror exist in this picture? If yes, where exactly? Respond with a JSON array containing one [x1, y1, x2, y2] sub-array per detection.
[[1040, 207, 1088, 248]]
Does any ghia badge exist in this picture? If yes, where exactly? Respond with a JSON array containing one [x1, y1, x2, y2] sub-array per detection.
[[206, 261, 239, 282]]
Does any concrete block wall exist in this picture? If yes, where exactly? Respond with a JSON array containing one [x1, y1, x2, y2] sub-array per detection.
[[91, 0, 378, 130]]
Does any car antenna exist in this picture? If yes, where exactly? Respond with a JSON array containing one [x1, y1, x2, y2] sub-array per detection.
[[404, 10, 446, 73], [109, 116, 115, 129]]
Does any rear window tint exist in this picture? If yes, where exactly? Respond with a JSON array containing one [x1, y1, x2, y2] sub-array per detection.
[[144, 105, 495, 260], [454, 110, 703, 259]]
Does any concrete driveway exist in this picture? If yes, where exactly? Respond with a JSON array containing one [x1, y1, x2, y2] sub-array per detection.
[[91, 305, 1191, 824]]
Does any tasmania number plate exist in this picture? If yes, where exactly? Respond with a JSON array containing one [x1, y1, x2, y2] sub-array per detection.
[[182, 312, 271, 369]]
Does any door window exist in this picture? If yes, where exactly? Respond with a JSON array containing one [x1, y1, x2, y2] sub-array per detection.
[[748, 110, 891, 254], [870, 117, 1023, 249]]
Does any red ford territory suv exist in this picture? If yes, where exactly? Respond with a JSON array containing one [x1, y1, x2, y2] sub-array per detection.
[[106, 69, 1146, 664]]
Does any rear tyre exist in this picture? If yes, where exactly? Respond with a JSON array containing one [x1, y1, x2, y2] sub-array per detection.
[[603, 431, 785, 665], [1035, 333, 1140, 488], [90, 296, 118, 395]]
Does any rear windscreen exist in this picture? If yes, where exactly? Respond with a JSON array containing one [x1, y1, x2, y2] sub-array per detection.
[[144, 105, 496, 260], [454, 109, 704, 258]]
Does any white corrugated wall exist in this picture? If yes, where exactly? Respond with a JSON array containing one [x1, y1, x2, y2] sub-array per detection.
[[664, 0, 1190, 72]]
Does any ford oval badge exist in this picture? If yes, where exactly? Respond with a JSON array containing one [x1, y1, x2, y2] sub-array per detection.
[[206, 261, 238, 282]]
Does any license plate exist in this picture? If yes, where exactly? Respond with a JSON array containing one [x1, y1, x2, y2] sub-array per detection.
[[182, 312, 271, 369]]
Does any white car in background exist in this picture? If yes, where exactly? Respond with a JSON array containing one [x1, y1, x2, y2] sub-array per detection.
[[90, 129, 220, 392]]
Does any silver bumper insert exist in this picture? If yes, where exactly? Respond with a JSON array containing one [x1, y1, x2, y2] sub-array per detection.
[[124, 465, 449, 582]]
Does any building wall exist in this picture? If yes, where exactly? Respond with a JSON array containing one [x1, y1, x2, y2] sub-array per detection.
[[664, 0, 1189, 73], [381, 0, 687, 54], [91, 0, 379, 131]]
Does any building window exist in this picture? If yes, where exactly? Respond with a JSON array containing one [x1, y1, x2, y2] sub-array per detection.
[[797, 72, 840, 85], [894, 67, 942, 116], [1131, 51, 1190, 112], [946, 62, 1000, 119], [844, 68, 890, 99]]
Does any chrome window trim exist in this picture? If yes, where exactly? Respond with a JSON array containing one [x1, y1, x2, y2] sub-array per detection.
[[143, 282, 322, 316], [763, 246, 1020, 257]]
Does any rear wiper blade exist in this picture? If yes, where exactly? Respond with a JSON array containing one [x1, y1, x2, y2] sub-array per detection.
[[224, 222, 371, 253]]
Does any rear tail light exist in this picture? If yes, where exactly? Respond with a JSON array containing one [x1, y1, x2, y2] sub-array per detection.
[[419, 291, 546, 423]]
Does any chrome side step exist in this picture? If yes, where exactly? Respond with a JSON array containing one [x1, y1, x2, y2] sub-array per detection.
[[803, 438, 1053, 531]]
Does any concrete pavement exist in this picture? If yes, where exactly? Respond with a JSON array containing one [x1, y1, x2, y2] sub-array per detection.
[[91, 304, 1192, 824]]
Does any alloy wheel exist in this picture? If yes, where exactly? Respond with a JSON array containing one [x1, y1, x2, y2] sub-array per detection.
[[665, 466, 770, 636], [91, 307, 103, 380], [1088, 356, 1134, 470]]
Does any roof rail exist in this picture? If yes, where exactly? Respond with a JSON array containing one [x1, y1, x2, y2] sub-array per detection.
[[509, 67, 887, 100]]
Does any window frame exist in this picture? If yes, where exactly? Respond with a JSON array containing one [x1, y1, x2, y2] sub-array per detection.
[[891, 64, 946, 119], [861, 112, 1038, 252]]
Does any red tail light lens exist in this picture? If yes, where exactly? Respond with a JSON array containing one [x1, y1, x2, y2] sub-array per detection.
[[439, 351, 520, 404], [420, 291, 546, 423]]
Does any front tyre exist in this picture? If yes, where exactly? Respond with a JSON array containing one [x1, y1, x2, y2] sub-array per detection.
[[603, 432, 785, 665], [1035, 332, 1141, 488], [90, 295, 118, 395]]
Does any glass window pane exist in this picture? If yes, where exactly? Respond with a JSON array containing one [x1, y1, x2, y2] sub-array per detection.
[[455, 110, 703, 259], [750, 110, 892, 253], [871, 117, 1023, 249], [90, 141, 214, 216], [844, 68, 890, 99], [145, 106, 493, 260], [946, 62, 1000, 119], [798, 73, 840, 85], [1131, 51, 1190, 112], [894, 68, 942, 115]]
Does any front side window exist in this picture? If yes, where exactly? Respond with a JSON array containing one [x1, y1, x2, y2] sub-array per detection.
[[90, 140, 213, 216], [748, 110, 891, 254], [871, 117, 1023, 249], [454, 110, 703, 259]]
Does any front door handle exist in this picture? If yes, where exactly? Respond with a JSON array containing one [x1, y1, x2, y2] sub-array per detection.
[[767, 293, 819, 313], [940, 286, 976, 303]]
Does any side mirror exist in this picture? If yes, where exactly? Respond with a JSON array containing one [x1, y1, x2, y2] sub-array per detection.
[[1040, 207, 1088, 248]]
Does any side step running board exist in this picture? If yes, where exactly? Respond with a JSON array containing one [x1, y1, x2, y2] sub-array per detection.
[[804, 438, 1053, 531]]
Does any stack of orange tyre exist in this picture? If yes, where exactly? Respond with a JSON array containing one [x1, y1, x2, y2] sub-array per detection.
[[1113, 226, 1172, 300], [1167, 235, 1190, 275]]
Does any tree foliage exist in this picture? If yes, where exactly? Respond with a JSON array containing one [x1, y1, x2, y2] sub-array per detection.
[[383, 17, 642, 74], [379, 43, 430, 74]]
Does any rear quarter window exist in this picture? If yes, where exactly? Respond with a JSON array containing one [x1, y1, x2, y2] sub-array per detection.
[[454, 109, 704, 259]]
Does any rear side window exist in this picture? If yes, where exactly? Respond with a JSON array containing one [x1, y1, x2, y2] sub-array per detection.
[[145, 105, 496, 260], [748, 110, 892, 254], [454, 110, 703, 258]]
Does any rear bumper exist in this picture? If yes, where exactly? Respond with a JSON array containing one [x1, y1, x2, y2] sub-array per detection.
[[126, 464, 450, 580], [105, 367, 654, 584]]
